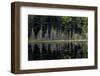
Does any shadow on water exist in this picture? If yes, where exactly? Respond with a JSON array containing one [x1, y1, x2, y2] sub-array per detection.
[[28, 42, 88, 61]]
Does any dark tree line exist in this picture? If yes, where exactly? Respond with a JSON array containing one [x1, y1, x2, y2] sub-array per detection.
[[28, 15, 88, 40]]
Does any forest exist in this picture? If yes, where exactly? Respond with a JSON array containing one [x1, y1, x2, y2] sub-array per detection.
[[28, 15, 88, 41], [28, 15, 88, 60]]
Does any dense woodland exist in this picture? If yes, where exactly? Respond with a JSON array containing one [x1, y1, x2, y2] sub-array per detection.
[[28, 15, 88, 40], [28, 15, 88, 60]]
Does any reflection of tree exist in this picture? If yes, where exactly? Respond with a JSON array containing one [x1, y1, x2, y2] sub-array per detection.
[[28, 42, 87, 60]]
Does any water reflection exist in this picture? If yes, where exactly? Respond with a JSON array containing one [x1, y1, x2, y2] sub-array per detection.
[[28, 42, 88, 61]]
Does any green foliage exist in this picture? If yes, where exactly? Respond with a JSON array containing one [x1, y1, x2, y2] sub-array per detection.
[[28, 15, 88, 39], [60, 16, 88, 34]]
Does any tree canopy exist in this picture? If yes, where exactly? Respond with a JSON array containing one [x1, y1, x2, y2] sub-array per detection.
[[28, 15, 88, 40]]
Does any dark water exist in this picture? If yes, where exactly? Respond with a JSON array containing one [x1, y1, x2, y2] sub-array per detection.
[[28, 42, 88, 61]]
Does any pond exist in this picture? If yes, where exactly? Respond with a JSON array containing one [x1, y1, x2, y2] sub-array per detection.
[[28, 41, 88, 61]]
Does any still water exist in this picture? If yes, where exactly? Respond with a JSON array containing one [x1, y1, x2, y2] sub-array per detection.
[[28, 41, 87, 61]]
